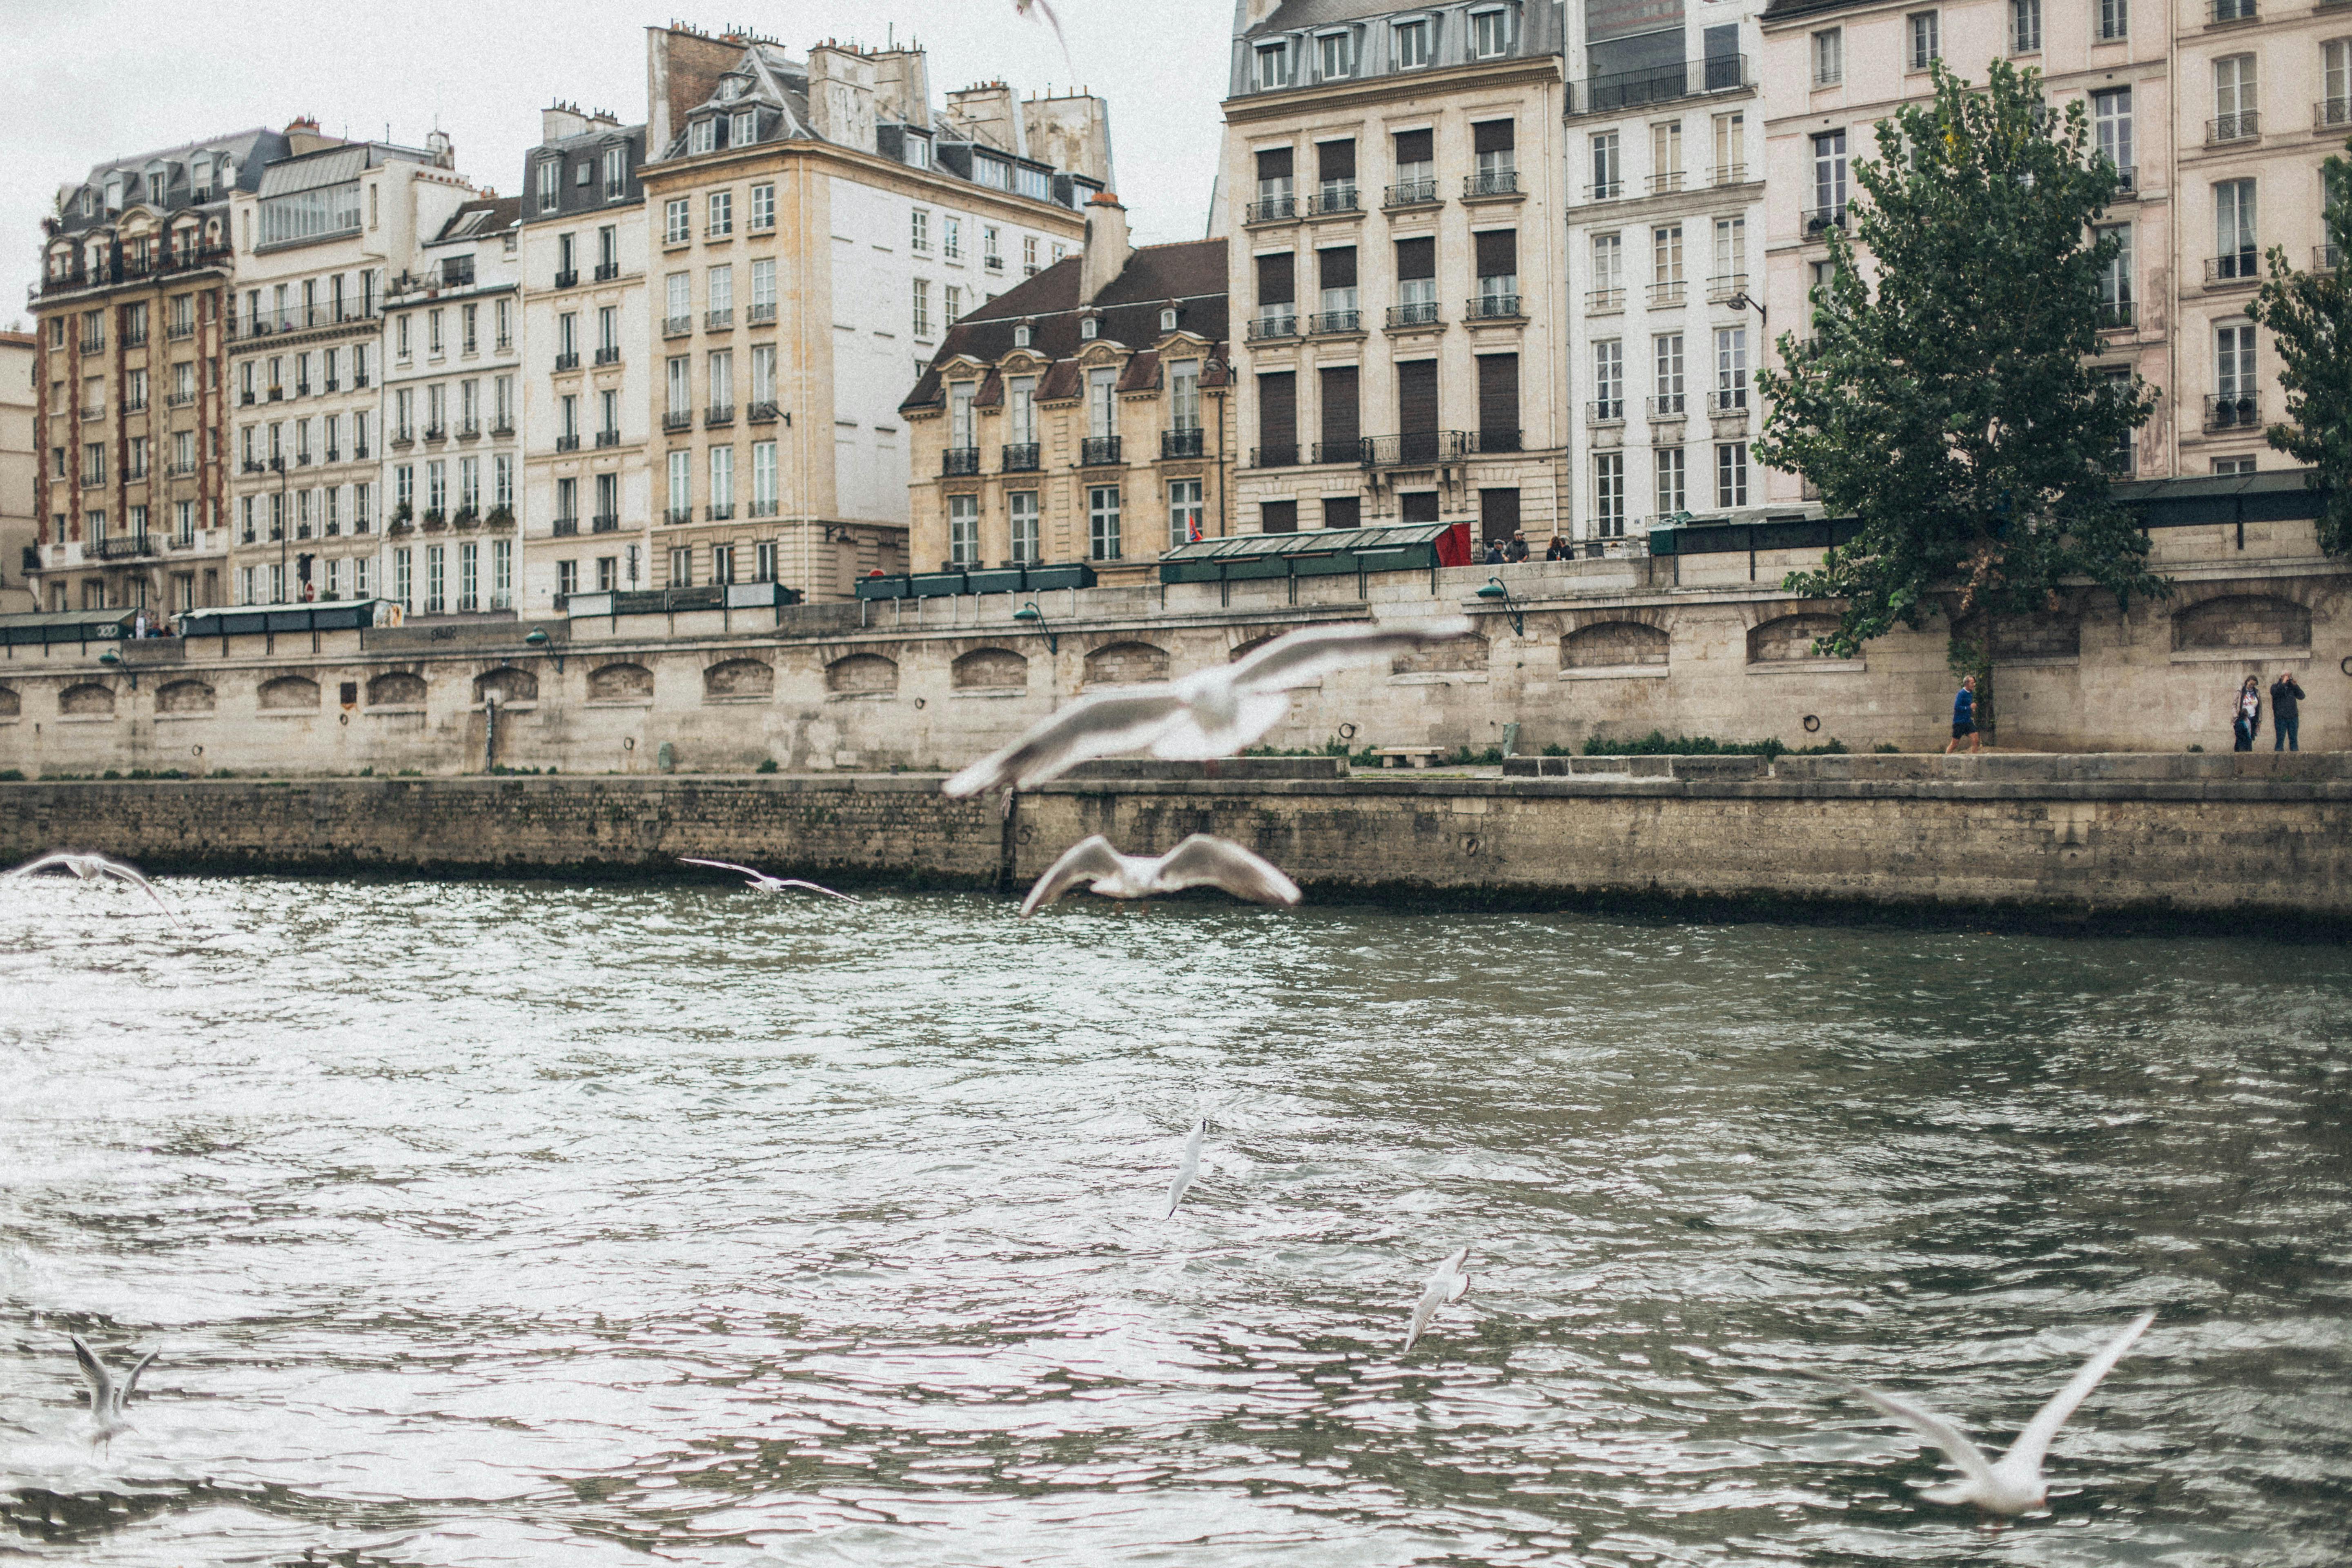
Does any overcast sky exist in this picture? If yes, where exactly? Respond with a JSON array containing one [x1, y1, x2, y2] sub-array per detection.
[[0, 0, 1232, 327]]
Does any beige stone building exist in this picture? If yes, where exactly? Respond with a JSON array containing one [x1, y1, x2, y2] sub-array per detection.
[[634, 25, 1109, 601], [1220, 0, 1572, 548], [1758, 0, 2345, 493], [901, 212, 1233, 584], [0, 331, 34, 612]]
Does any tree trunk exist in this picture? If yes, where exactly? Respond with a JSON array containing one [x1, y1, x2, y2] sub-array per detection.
[[1979, 610, 1998, 748]]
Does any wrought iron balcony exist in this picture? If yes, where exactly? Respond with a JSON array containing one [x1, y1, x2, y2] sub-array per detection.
[[1247, 312, 1299, 341], [1251, 444, 1299, 469], [2320, 98, 2352, 131], [705, 403, 734, 427], [1648, 394, 1688, 419], [592, 513, 620, 532], [1245, 193, 1298, 224], [1309, 309, 1362, 334], [747, 302, 777, 325], [1586, 286, 1626, 313], [554, 352, 580, 372], [594, 261, 621, 282], [1384, 178, 1440, 209], [706, 308, 733, 331], [1576, 53, 1750, 115], [2204, 392, 2261, 430], [1308, 184, 1359, 216], [663, 314, 692, 337], [554, 268, 579, 288], [943, 447, 982, 476], [1804, 204, 1849, 236], [1647, 171, 1686, 195], [2206, 111, 2260, 145], [2205, 251, 2262, 285], [1081, 436, 1123, 466], [1000, 442, 1040, 472], [595, 346, 621, 366], [2098, 300, 2136, 330], [1469, 292, 1525, 319], [1359, 431, 1459, 467], [664, 411, 693, 432], [1460, 428, 1521, 454], [555, 434, 580, 452], [747, 401, 779, 423], [665, 506, 693, 525], [750, 500, 781, 518], [1386, 300, 1441, 328], [1588, 398, 1626, 425], [1708, 273, 1748, 303], [596, 429, 621, 447], [1709, 387, 1750, 414], [1464, 169, 1520, 199], [1161, 428, 1204, 460], [706, 503, 735, 521], [552, 516, 580, 537]]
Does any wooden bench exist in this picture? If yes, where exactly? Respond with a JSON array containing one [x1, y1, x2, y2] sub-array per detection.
[[1369, 746, 1447, 769]]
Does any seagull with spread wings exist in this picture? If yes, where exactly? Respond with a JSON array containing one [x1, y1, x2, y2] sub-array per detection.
[[677, 858, 860, 902], [69, 1334, 158, 1444], [1163, 1118, 1207, 1219], [945, 619, 1475, 797], [1020, 834, 1301, 918], [1831, 1310, 2155, 1516], [1403, 1245, 1472, 1354], [5, 850, 187, 931]]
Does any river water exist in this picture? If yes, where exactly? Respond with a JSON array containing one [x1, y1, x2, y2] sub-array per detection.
[[0, 875, 2347, 1566]]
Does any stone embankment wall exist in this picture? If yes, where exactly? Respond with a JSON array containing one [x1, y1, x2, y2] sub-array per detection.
[[2, 532, 2346, 778], [4, 752, 2345, 929]]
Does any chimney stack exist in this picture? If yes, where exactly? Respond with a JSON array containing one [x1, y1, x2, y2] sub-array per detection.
[[1080, 191, 1131, 305]]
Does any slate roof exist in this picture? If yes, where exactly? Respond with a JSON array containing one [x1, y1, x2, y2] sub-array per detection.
[[50, 127, 288, 234], [1238, 0, 1410, 37], [899, 237, 1230, 413], [430, 196, 522, 246]]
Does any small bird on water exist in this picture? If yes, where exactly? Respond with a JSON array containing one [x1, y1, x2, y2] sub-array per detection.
[[69, 1333, 157, 1445], [1830, 1309, 2155, 1516], [5, 850, 187, 931], [1403, 1246, 1472, 1353], [676, 858, 860, 902], [1164, 1118, 1207, 1219], [1021, 835, 1301, 918]]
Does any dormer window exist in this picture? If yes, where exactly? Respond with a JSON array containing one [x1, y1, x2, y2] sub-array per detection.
[[905, 134, 933, 170], [689, 118, 716, 156], [1470, 5, 1511, 58], [718, 76, 745, 101], [1160, 307, 1179, 331], [1081, 316, 1098, 340], [105, 177, 123, 212], [1316, 30, 1356, 78], [1255, 40, 1294, 90], [731, 110, 756, 147], [1014, 323, 1032, 347]]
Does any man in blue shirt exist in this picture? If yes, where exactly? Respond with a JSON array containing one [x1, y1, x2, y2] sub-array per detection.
[[1945, 675, 1982, 754]]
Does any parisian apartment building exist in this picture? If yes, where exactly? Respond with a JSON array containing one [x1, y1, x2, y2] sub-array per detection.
[[0, 330, 34, 612], [1223, 0, 1573, 550], [902, 199, 1234, 581], [1564, 0, 1770, 547], [1757, 0, 2351, 499], [29, 127, 287, 616]]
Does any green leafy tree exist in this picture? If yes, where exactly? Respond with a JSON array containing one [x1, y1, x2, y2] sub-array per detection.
[[2246, 138, 2352, 555], [1754, 60, 2163, 742]]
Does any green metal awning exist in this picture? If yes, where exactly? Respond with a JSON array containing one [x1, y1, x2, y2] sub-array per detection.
[[178, 599, 393, 638], [0, 608, 135, 648], [1159, 522, 1459, 584]]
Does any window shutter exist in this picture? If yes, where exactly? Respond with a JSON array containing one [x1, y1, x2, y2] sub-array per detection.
[[1256, 252, 1296, 306], [1261, 499, 1299, 533], [1319, 246, 1358, 290], [1319, 365, 1360, 449], [1322, 496, 1361, 530], [1477, 354, 1519, 437], [1479, 488, 1521, 543], [1394, 128, 1433, 165], [1255, 147, 1294, 183], [1397, 360, 1439, 434], [1258, 371, 1297, 450], [1394, 236, 1436, 281], [1400, 490, 1441, 523], [1317, 139, 1357, 182], [1474, 230, 1518, 278], [1472, 120, 1515, 154]]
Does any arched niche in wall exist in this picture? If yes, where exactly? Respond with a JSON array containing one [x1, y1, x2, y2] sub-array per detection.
[[368, 671, 428, 707], [59, 683, 115, 717], [704, 659, 775, 701], [952, 648, 1028, 690], [154, 679, 217, 714], [0, 684, 20, 719], [257, 676, 320, 710], [825, 653, 899, 695], [1082, 641, 1169, 686], [2172, 595, 2312, 653], [1746, 615, 1848, 664], [1562, 621, 1669, 668], [474, 666, 540, 706], [1392, 631, 1489, 676], [588, 662, 655, 703]]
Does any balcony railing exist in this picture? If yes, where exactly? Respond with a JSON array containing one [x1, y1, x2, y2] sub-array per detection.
[[2210, 0, 2256, 20], [1711, 163, 1748, 187], [1251, 444, 1300, 469], [166, 390, 194, 408], [597, 429, 621, 447], [1576, 54, 1750, 114], [663, 314, 692, 337], [1708, 273, 1748, 303], [459, 419, 481, 440], [554, 352, 580, 372], [2206, 111, 2260, 145], [748, 302, 777, 325], [1297, 440, 1350, 464], [1387, 300, 1441, 328], [1647, 172, 1686, 195], [1468, 292, 1524, 320], [747, 401, 779, 423], [556, 434, 581, 452], [1586, 180, 1624, 202], [1709, 388, 1750, 414], [2319, 243, 2345, 272], [424, 424, 446, 443], [1308, 184, 1360, 216], [391, 430, 414, 448], [706, 503, 736, 521], [1648, 393, 1688, 419], [706, 404, 734, 427], [491, 417, 513, 437], [1462, 428, 1521, 454], [1464, 169, 1520, 199], [167, 322, 194, 341], [750, 500, 781, 519], [1586, 286, 1626, 312], [592, 513, 620, 533], [595, 346, 621, 366], [1161, 428, 1204, 460], [2097, 299, 2137, 330], [2205, 392, 2261, 430], [665, 507, 693, 525], [1645, 281, 1685, 307], [1001, 442, 1041, 472], [2320, 98, 2352, 131], [1589, 398, 1626, 425], [706, 308, 733, 331], [594, 261, 621, 282], [552, 516, 580, 537], [663, 410, 693, 433], [1804, 204, 1849, 236], [2109, 165, 2138, 196], [1081, 435, 1123, 466], [2205, 251, 2261, 285], [1309, 309, 1362, 334], [1245, 193, 1298, 224], [1247, 312, 1299, 341], [554, 268, 579, 289], [1359, 431, 1458, 467], [943, 447, 982, 476], [1384, 178, 1440, 209]]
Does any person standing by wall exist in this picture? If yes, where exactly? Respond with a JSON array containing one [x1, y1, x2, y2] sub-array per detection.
[[2270, 669, 2305, 752], [1945, 676, 1980, 754], [2233, 675, 2263, 752]]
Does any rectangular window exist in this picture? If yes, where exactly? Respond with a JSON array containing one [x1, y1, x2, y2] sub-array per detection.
[[1590, 232, 1624, 307], [1317, 29, 1354, 79], [1651, 121, 1683, 191], [2216, 322, 2257, 396], [984, 226, 1002, 270], [667, 448, 691, 516], [1656, 446, 1687, 516], [708, 263, 734, 319], [2094, 89, 2134, 183], [1471, 5, 1509, 56], [1394, 18, 1432, 67], [1594, 339, 1624, 418], [912, 209, 930, 252], [1714, 327, 1748, 410], [2097, 224, 2134, 324], [1169, 479, 1204, 546], [459, 541, 479, 611], [2215, 178, 2257, 276], [558, 559, 579, 599], [1024, 236, 1039, 277], [750, 183, 775, 231], [425, 543, 445, 613], [1590, 132, 1621, 199], [666, 270, 690, 327], [1653, 224, 1684, 292], [1908, 11, 1939, 71], [1256, 40, 1292, 90], [2329, 40, 2352, 125], [1593, 452, 1626, 538], [1088, 367, 1118, 439], [2214, 55, 2257, 140], [1170, 361, 1200, 432], [1812, 131, 1848, 224], [711, 544, 735, 586], [913, 278, 931, 338], [945, 284, 962, 323], [1088, 485, 1122, 559], [708, 350, 735, 412], [1716, 441, 1748, 507], [538, 158, 560, 211], [1655, 332, 1685, 413], [1008, 375, 1038, 445], [668, 546, 692, 588], [394, 548, 412, 609], [753, 440, 777, 510], [750, 343, 776, 408], [943, 217, 962, 260], [664, 198, 690, 244], [948, 493, 980, 566], [1009, 491, 1040, 563], [709, 445, 734, 511], [1813, 29, 1842, 85], [2011, 0, 2041, 52]]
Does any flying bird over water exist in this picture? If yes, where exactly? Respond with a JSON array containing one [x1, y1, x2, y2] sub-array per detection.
[[1403, 1245, 1472, 1353], [1164, 1118, 1207, 1219], [5, 850, 186, 930], [945, 619, 1476, 796], [677, 858, 860, 902], [1831, 1309, 2155, 1516], [69, 1334, 157, 1443], [1020, 835, 1301, 918]]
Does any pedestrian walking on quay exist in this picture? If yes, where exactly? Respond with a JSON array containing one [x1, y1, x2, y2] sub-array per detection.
[[2232, 675, 2263, 752], [1945, 675, 1981, 754], [2270, 669, 2305, 751]]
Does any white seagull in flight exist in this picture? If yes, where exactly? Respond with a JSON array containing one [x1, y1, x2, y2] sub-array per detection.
[[6, 850, 186, 930], [677, 858, 860, 902], [1403, 1245, 1472, 1354], [944, 619, 1475, 796], [1164, 1118, 1207, 1219], [70, 1334, 158, 1443], [1020, 835, 1301, 918], [1833, 1309, 2155, 1516]]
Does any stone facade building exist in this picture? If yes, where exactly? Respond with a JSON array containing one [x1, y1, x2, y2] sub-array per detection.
[[30, 127, 286, 616], [225, 130, 480, 609], [1221, 0, 1572, 549], [1757, 0, 2346, 495], [0, 331, 34, 613], [1564, 0, 1771, 546], [901, 209, 1234, 581], [519, 105, 653, 612], [632, 25, 1108, 603]]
